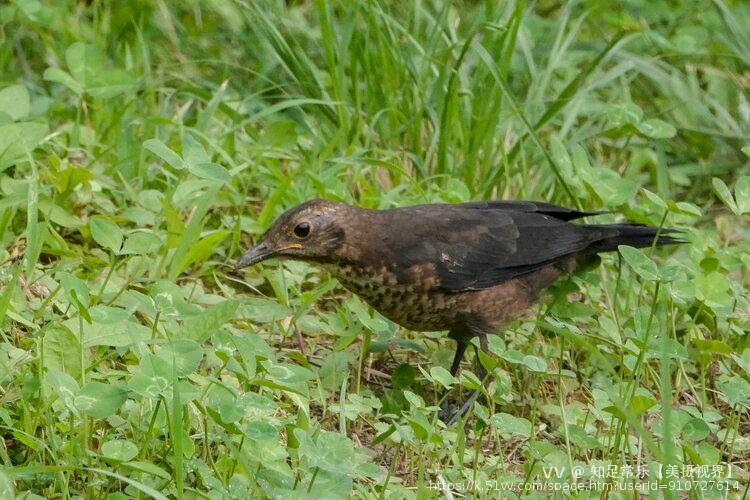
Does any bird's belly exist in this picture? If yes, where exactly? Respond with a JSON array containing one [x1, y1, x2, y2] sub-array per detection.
[[323, 264, 541, 333], [324, 265, 459, 331]]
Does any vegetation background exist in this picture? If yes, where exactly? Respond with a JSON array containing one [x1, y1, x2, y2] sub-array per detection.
[[1, 0, 749, 497]]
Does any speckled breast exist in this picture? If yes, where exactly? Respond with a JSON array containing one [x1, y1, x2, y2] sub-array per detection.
[[322, 264, 460, 331]]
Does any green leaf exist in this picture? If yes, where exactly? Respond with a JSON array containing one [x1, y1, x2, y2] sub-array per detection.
[[0, 471, 14, 499], [229, 332, 276, 372], [244, 421, 279, 441], [636, 118, 677, 139], [429, 366, 456, 389], [173, 230, 229, 276], [581, 167, 637, 206], [182, 299, 238, 342], [61, 43, 136, 98], [120, 231, 162, 255], [717, 376, 750, 406], [0, 121, 48, 173], [347, 297, 390, 333], [89, 216, 123, 253], [522, 355, 548, 372], [735, 176, 750, 214], [732, 349, 750, 376], [59, 272, 90, 309], [265, 361, 314, 383], [712, 177, 738, 214], [485, 335, 505, 356], [128, 354, 171, 400], [391, 363, 416, 389], [159, 339, 203, 377], [0, 84, 30, 120], [45, 368, 80, 413], [240, 298, 291, 324], [65, 42, 97, 85], [43, 323, 85, 379], [143, 139, 185, 170], [75, 381, 128, 419], [188, 162, 231, 183], [101, 439, 139, 462], [182, 134, 210, 166], [403, 390, 425, 409], [695, 272, 732, 309], [370, 425, 396, 446], [43, 67, 83, 95], [549, 136, 573, 179], [406, 411, 432, 439], [120, 461, 171, 480], [38, 200, 83, 228], [652, 338, 690, 360], [501, 349, 525, 365], [86, 68, 137, 98], [566, 424, 601, 449], [630, 395, 657, 415], [681, 418, 710, 441], [297, 430, 356, 474], [643, 188, 668, 211], [526, 441, 557, 461], [167, 186, 218, 280], [172, 179, 218, 207], [74, 318, 151, 347], [445, 177, 471, 201], [89, 306, 130, 323], [605, 102, 643, 127], [459, 371, 483, 391], [694, 339, 733, 355], [618, 245, 660, 281], [490, 412, 532, 438], [672, 201, 702, 217]]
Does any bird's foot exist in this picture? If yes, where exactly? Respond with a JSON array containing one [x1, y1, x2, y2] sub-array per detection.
[[438, 400, 457, 424], [439, 390, 480, 425]]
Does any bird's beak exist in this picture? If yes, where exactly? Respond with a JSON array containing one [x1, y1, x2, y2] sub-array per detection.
[[235, 242, 275, 270], [235, 242, 305, 270]]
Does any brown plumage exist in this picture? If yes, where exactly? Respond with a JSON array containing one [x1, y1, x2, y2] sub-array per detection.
[[236, 199, 681, 413]]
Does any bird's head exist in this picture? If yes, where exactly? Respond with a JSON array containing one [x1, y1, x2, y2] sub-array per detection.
[[235, 199, 350, 269]]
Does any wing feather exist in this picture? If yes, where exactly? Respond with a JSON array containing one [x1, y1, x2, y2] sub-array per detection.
[[383, 204, 606, 291]]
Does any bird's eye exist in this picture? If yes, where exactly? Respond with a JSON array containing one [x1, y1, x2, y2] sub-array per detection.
[[293, 222, 311, 239]]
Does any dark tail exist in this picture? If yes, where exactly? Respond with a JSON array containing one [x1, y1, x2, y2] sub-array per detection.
[[585, 223, 685, 254]]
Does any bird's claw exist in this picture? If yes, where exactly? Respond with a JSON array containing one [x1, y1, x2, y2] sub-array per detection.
[[439, 390, 480, 425]]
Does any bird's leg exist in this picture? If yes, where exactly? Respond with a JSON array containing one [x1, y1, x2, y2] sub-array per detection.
[[473, 333, 489, 378], [445, 333, 492, 426], [448, 390, 481, 426], [438, 332, 471, 422], [449, 339, 469, 377]]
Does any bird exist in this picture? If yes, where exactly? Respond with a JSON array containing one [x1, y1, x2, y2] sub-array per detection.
[[235, 199, 681, 422]]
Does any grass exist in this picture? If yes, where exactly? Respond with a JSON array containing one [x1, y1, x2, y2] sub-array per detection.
[[1, 0, 749, 497]]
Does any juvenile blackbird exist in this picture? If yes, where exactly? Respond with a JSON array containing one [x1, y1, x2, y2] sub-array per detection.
[[236, 199, 680, 418]]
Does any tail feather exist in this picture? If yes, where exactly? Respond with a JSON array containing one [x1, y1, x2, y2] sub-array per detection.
[[586, 223, 685, 254]]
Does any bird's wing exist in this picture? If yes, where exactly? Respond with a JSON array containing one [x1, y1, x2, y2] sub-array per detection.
[[390, 206, 607, 292], [458, 200, 606, 221]]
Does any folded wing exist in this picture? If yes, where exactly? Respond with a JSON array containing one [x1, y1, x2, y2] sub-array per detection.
[[388, 202, 608, 291]]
